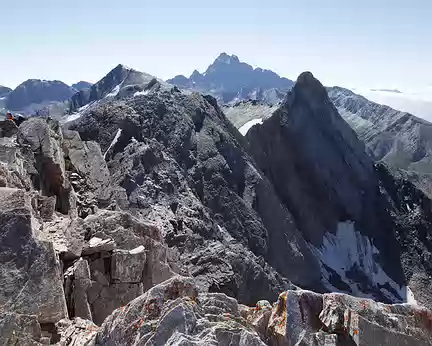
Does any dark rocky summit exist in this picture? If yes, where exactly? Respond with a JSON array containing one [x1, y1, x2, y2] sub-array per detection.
[[167, 53, 293, 104], [69, 64, 165, 113], [0, 67, 432, 345]]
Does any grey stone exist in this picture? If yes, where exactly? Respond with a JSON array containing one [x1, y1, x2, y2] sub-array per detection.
[[0, 188, 68, 323], [267, 289, 323, 346], [56, 318, 98, 346], [0, 120, 19, 138], [0, 312, 43, 346], [71, 88, 317, 304], [62, 130, 112, 203], [71, 259, 93, 321], [37, 195, 57, 221], [41, 217, 85, 259], [111, 246, 146, 283], [98, 276, 266, 346], [82, 236, 115, 255], [83, 210, 178, 290]]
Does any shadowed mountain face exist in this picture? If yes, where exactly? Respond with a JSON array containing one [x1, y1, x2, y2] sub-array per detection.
[[247, 72, 432, 307], [167, 53, 294, 104], [5, 79, 76, 112]]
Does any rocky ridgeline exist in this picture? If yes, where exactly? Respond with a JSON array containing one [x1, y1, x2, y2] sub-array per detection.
[[0, 71, 432, 345]]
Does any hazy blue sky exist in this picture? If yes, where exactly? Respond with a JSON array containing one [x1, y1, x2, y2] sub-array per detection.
[[1, 1, 431, 90]]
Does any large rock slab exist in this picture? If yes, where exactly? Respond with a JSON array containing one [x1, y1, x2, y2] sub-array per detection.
[[62, 130, 111, 204], [83, 210, 179, 290], [267, 289, 323, 346], [40, 216, 85, 259], [0, 188, 68, 323]]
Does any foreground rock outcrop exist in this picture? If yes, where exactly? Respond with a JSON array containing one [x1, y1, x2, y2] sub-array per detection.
[[95, 276, 432, 346]]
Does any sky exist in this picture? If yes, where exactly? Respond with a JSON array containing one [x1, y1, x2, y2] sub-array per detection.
[[1, 0, 432, 91]]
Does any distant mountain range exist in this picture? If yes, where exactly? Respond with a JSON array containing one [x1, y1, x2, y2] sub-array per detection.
[[167, 53, 293, 104], [0, 80, 93, 115], [3, 54, 432, 199]]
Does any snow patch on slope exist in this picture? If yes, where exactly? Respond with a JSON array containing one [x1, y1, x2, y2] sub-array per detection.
[[312, 221, 412, 303], [239, 118, 263, 135], [134, 89, 150, 97], [105, 84, 121, 98], [63, 103, 93, 123], [103, 129, 122, 159]]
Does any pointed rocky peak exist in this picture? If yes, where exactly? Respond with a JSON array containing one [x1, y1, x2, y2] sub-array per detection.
[[168, 53, 294, 104], [69, 64, 167, 113], [288, 71, 329, 104], [190, 69, 202, 79], [214, 52, 240, 65]]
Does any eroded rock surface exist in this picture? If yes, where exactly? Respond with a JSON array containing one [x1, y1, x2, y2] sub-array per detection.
[[0, 188, 68, 323], [98, 276, 267, 346]]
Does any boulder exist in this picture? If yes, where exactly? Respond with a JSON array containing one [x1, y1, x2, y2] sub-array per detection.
[[41, 217, 85, 259], [111, 246, 146, 283], [64, 259, 93, 321], [17, 118, 76, 216], [83, 210, 179, 290], [0, 136, 33, 189], [0, 120, 19, 138], [0, 312, 43, 346], [267, 289, 323, 346], [62, 130, 111, 204], [240, 300, 273, 338], [0, 188, 68, 323], [56, 318, 98, 346], [82, 236, 115, 255]]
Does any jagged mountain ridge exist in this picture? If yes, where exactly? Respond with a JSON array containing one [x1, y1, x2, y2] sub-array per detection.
[[68, 64, 169, 113], [328, 86, 432, 196], [167, 53, 293, 104]]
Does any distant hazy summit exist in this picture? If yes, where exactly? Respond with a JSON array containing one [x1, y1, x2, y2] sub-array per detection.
[[72, 81, 93, 92], [167, 53, 294, 104]]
